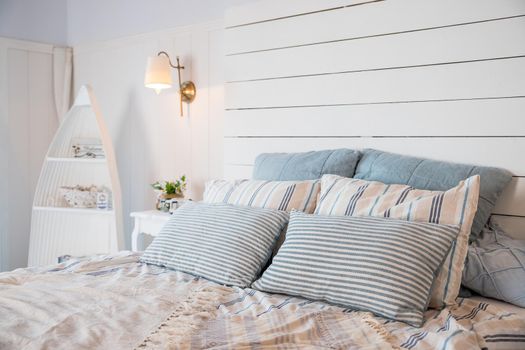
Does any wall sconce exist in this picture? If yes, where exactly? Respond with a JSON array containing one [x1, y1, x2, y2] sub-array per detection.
[[144, 51, 196, 116]]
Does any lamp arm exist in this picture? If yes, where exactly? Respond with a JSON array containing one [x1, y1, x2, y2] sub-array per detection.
[[157, 51, 185, 116], [157, 51, 183, 69]]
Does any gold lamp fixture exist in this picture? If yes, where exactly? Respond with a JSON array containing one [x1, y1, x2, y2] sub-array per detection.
[[144, 51, 196, 116]]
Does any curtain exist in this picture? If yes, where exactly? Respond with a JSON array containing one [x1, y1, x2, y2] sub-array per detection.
[[52, 47, 73, 124]]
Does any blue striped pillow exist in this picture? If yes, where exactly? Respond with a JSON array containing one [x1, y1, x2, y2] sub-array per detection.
[[140, 202, 289, 287], [252, 210, 459, 326]]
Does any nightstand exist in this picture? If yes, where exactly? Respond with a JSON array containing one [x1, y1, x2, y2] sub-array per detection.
[[130, 210, 171, 251]]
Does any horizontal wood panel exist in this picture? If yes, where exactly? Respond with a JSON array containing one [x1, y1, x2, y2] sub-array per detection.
[[226, 0, 525, 54], [225, 0, 374, 28], [226, 16, 525, 82], [224, 0, 525, 233], [223, 137, 525, 175], [491, 215, 525, 240], [224, 98, 525, 137], [494, 177, 525, 217], [225, 57, 525, 109]]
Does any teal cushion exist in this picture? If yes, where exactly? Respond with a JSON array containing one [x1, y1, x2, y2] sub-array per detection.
[[354, 149, 512, 240], [252, 149, 361, 181]]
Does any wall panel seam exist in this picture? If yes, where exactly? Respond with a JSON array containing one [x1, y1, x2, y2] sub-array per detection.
[[226, 55, 525, 84], [226, 14, 525, 56]]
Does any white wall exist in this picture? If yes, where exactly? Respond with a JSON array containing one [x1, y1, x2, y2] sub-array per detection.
[[1, 0, 253, 267], [0, 38, 59, 271], [73, 21, 225, 249], [0, 0, 68, 45], [224, 0, 525, 238], [67, 0, 255, 45], [0, 0, 256, 46]]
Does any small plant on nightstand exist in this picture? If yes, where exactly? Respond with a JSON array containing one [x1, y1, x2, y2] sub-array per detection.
[[151, 175, 187, 210]]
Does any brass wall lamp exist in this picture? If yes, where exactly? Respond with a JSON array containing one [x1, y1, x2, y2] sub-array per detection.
[[144, 51, 196, 116]]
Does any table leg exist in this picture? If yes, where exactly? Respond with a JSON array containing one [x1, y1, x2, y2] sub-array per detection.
[[131, 225, 140, 252]]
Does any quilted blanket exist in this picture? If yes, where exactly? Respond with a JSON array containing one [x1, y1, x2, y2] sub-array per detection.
[[1, 252, 524, 349]]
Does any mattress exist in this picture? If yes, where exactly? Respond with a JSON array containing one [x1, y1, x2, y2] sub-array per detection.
[[1, 252, 524, 349]]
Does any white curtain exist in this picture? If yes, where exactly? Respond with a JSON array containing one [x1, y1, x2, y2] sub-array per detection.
[[52, 47, 73, 123]]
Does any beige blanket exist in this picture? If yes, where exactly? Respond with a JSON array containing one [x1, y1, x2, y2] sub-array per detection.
[[1, 252, 524, 350]]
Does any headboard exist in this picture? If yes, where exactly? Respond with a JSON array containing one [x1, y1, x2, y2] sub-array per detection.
[[223, 0, 525, 238]]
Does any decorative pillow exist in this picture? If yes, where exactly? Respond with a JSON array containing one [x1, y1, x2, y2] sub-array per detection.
[[253, 148, 361, 181], [140, 202, 289, 287], [315, 174, 480, 308], [203, 179, 320, 213], [463, 224, 525, 307], [252, 211, 459, 326], [354, 149, 512, 240]]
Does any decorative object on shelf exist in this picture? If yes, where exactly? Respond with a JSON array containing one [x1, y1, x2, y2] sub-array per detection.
[[57, 185, 112, 209], [28, 85, 123, 267], [96, 188, 111, 210], [144, 52, 196, 116], [71, 137, 105, 159], [59, 185, 99, 208], [151, 176, 187, 211], [168, 199, 181, 213]]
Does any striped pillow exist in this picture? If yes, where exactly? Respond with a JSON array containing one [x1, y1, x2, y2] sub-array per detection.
[[203, 179, 320, 213], [140, 202, 289, 287], [252, 211, 459, 326], [315, 174, 480, 308]]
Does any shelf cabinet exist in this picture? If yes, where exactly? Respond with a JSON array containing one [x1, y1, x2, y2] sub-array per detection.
[[28, 85, 123, 266]]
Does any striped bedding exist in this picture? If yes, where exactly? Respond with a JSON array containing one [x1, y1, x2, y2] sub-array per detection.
[[1, 252, 524, 349]]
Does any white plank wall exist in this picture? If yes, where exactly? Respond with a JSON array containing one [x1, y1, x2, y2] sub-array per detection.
[[73, 21, 225, 249], [0, 38, 59, 271], [224, 0, 525, 239]]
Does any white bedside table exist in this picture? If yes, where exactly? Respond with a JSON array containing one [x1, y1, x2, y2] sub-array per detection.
[[130, 210, 171, 251]]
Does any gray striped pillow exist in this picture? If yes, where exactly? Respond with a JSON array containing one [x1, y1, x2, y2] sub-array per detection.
[[252, 211, 459, 326], [140, 202, 289, 287]]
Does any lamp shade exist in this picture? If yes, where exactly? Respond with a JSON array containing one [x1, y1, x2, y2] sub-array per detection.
[[144, 55, 172, 94]]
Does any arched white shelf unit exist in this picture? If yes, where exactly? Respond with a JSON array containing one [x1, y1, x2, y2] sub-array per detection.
[[28, 85, 123, 266]]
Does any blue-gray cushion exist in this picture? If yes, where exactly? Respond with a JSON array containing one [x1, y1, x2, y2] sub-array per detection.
[[140, 202, 289, 287], [252, 149, 361, 181], [252, 210, 460, 326], [354, 149, 512, 240], [462, 224, 525, 307]]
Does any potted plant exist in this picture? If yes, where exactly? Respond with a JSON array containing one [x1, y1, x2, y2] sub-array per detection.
[[151, 176, 187, 210]]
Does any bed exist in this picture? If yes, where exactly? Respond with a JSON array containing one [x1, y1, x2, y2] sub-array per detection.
[[2, 148, 524, 350], [1, 252, 524, 349]]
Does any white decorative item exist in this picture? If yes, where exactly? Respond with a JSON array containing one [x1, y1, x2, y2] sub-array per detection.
[[96, 187, 111, 210], [59, 185, 99, 208], [28, 85, 123, 266], [71, 137, 105, 159]]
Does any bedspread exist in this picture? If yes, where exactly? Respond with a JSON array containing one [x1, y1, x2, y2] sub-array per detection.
[[1, 252, 524, 350]]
